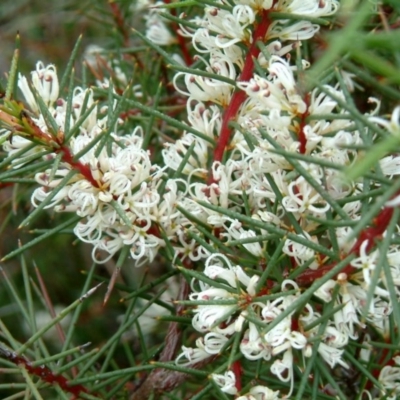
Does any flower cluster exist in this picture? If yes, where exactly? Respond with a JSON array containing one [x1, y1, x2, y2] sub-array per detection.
[[2, 62, 181, 265], [164, 0, 400, 398], [177, 254, 353, 396]]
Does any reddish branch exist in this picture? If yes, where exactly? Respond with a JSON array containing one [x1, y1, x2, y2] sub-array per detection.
[[0, 182, 13, 190], [2, 107, 100, 190], [164, 0, 192, 66], [175, 28, 192, 66], [296, 202, 396, 286], [232, 360, 242, 392], [367, 344, 396, 390], [109, 1, 147, 71], [297, 93, 310, 154], [0, 346, 89, 399], [56, 145, 99, 188], [293, 202, 398, 393], [209, 9, 274, 184], [109, 1, 129, 46]]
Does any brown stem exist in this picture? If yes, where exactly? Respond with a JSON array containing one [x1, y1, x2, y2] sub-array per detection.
[[130, 275, 196, 399]]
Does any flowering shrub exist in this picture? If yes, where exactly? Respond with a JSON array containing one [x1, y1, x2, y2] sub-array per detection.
[[1, 0, 400, 399]]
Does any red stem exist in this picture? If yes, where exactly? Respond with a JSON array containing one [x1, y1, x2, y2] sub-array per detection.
[[176, 32, 192, 66], [0, 182, 13, 189], [231, 360, 242, 392], [209, 9, 273, 183], [296, 200, 396, 286], [367, 347, 394, 390], [352, 206, 394, 254], [109, 2, 129, 47], [0, 348, 89, 399], [297, 93, 310, 154], [164, 0, 192, 66], [296, 263, 355, 287], [57, 145, 99, 189]]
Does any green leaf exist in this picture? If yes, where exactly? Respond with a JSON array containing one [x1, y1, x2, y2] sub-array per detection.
[[5, 34, 20, 101], [344, 133, 400, 181]]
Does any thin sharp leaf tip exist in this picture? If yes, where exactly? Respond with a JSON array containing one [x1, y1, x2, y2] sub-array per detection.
[[80, 282, 104, 301]]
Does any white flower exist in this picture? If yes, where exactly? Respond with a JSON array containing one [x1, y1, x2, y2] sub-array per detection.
[[276, 0, 339, 17], [324, 326, 349, 348], [379, 356, 400, 395], [201, 5, 255, 45], [240, 322, 272, 360], [202, 332, 230, 354], [212, 371, 238, 395], [192, 303, 236, 333], [269, 20, 320, 41], [187, 100, 222, 139], [175, 345, 210, 367], [162, 133, 210, 174], [282, 232, 318, 268], [146, 12, 176, 46], [336, 286, 366, 339], [270, 349, 294, 395], [238, 56, 307, 115], [314, 279, 336, 302], [317, 342, 349, 369], [232, 0, 274, 11], [367, 298, 392, 335], [18, 62, 59, 113], [282, 176, 330, 215], [83, 44, 105, 68], [380, 155, 400, 178], [31, 176, 70, 210], [174, 52, 236, 105], [350, 240, 385, 296], [190, 254, 261, 335], [237, 385, 282, 400], [12, 3, 400, 398], [257, 210, 282, 226], [22, 92, 166, 266], [226, 225, 263, 257], [131, 0, 151, 11], [336, 226, 358, 252], [340, 70, 357, 92], [309, 86, 345, 116], [263, 310, 307, 355], [360, 334, 372, 362], [203, 253, 257, 290], [369, 106, 400, 135]]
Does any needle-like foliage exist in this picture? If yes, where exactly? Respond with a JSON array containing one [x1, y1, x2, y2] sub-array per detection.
[[1, 1, 400, 399]]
